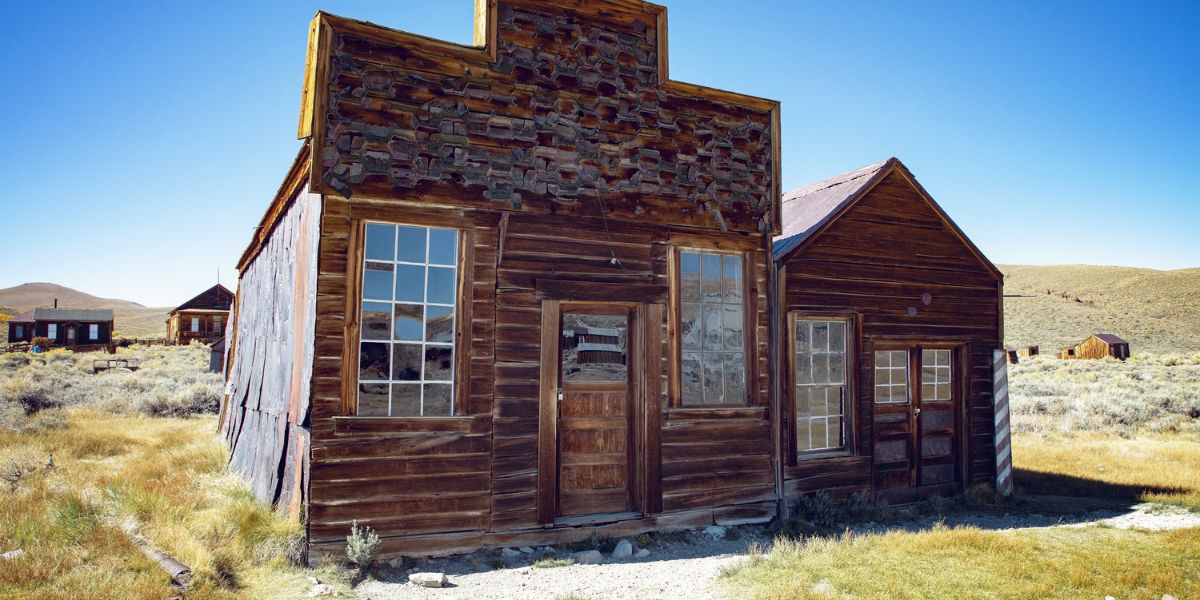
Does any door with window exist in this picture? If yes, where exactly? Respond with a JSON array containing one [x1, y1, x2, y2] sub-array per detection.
[[872, 343, 963, 500]]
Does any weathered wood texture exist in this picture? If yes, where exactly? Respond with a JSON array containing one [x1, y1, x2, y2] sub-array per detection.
[[779, 170, 1002, 500], [222, 189, 321, 513], [1061, 335, 1129, 360], [308, 1, 778, 234]]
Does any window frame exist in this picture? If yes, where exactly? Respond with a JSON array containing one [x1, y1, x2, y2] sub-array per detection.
[[89, 324, 99, 340], [339, 215, 474, 420], [787, 310, 859, 463], [667, 238, 757, 408]]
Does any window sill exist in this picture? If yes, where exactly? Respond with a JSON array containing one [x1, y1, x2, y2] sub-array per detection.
[[665, 406, 766, 420], [793, 449, 855, 462], [332, 415, 476, 435]]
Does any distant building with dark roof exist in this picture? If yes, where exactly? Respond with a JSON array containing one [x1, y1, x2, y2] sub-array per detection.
[[1059, 334, 1129, 360], [167, 284, 234, 344], [6, 304, 115, 348]]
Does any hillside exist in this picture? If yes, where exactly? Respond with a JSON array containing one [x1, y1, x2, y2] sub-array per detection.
[[0, 282, 169, 338], [1001, 264, 1200, 355]]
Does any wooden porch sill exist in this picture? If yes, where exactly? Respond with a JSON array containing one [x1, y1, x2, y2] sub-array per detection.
[[664, 406, 768, 420], [331, 415, 475, 435]]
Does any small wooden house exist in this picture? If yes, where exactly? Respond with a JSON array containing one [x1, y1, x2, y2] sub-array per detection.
[[6, 307, 115, 349], [1060, 334, 1129, 360], [773, 158, 1003, 504], [1017, 345, 1038, 359], [167, 284, 234, 344]]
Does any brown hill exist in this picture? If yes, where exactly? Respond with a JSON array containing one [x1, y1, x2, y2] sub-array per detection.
[[0, 283, 169, 338]]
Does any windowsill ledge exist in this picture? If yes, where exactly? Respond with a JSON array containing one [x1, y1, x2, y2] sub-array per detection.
[[332, 415, 476, 435], [664, 406, 767, 420]]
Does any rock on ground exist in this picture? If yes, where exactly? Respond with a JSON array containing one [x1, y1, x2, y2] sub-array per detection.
[[572, 549, 604, 565], [611, 540, 633, 559], [409, 572, 447, 588]]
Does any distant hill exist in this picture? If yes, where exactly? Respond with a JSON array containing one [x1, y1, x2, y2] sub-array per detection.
[[0, 282, 169, 338], [1001, 265, 1200, 355]]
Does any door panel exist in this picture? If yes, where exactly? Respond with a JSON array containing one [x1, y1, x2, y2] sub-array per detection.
[[557, 309, 633, 517]]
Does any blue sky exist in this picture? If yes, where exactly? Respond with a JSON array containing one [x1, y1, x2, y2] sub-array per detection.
[[1, 1, 1196, 306]]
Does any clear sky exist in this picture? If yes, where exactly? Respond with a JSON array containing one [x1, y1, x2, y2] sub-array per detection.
[[1, 1, 1196, 307]]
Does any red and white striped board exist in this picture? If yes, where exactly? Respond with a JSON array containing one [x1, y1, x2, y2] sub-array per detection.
[[992, 350, 1013, 496]]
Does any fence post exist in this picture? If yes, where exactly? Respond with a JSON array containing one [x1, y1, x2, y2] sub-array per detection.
[[992, 350, 1014, 496]]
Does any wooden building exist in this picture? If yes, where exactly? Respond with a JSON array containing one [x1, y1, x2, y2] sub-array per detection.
[[1059, 334, 1129, 360], [167, 284, 234, 344], [219, 1, 1003, 561], [6, 307, 115, 349], [773, 158, 1003, 504]]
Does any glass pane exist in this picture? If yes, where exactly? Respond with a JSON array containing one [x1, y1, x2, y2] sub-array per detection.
[[361, 301, 391, 340], [796, 416, 810, 451], [795, 387, 811, 419], [795, 321, 811, 353], [702, 351, 723, 404], [828, 321, 845, 353], [721, 305, 744, 351], [680, 303, 701, 351], [364, 223, 395, 261], [391, 384, 421, 416], [811, 353, 829, 385], [424, 345, 453, 381], [810, 387, 827, 416], [423, 384, 453, 416], [891, 368, 906, 385], [829, 353, 846, 384], [875, 384, 889, 403], [392, 343, 422, 381], [922, 365, 936, 383], [428, 228, 458, 266], [723, 352, 745, 402], [362, 262, 394, 301], [826, 387, 842, 416], [396, 225, 427, 263], [681, 352, 703, 402], [829, 416, 843, 448], [796, 353, 813, 384], [922, 383, 936, 401], [701, 253, 722, 302], [357, 383, 389, 416], [427, 267, 456, 305], [701, 304, 722, 351], [680, 252, 701, 303], [721, 254, 742, 304], [394, 265, 425, 303], [359, 342, 390, 380], [810, 420, 827, 449], [812, 322, 829, 353], [895, 385, 908, 404], [425, 305, 454, 343], [394, 303, 422, 341], [561, 313, 627, 382]]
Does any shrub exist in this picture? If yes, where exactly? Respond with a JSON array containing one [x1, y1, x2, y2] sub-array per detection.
[[30, 336, 51, 349], [345, 521, 380, 567]]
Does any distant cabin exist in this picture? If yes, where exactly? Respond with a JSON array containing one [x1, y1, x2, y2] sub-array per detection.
[[167, 284, 234, 345], [6, 307, 115, 349], [1059, 334, 1129, 360]]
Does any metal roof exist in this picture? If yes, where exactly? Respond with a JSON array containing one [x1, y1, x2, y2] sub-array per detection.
[[772, 159, 893, 259], [1092, 333, 1128, 345], [31, 308, 114, 322]]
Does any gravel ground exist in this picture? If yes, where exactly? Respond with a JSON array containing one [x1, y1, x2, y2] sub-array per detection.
[[351, 497, 1200, 600]]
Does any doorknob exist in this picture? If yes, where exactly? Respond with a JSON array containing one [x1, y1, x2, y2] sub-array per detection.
[[914, 407, 922, 417]]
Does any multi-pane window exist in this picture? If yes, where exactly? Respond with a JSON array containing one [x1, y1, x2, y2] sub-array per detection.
[[89, 324, 99, 340], [874, 350, 909, 404], [922, 349, 952, 402], [214, 316, 223, 334], [678, 249, 746, 405], [47, 324, 58, 339], [357, 222, 459, 417], [15, 325, 23, 338], [794, 319, 848, 453], [191, 317, 200, 333]]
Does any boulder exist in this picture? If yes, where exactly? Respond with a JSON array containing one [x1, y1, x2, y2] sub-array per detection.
[[610, 540, 633, 559], [704, 525, 727, 539], [634, 548, 651, 558], [501, 547, 522, 558], [572, 550, 604, 565], [518, 546, 536, 554], [410, 572, 447, 588]]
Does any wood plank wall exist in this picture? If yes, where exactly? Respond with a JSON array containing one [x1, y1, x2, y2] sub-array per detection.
[[222, 189, 321, 512], [779, 171, 1001, 498]]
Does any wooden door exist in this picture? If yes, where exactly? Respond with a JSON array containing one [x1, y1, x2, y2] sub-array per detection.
[[66, 326, 76, 346], [872, 344, 962, 500], [556, 306, 635, 517]]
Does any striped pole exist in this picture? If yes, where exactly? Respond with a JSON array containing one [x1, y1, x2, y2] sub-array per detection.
[[992, 350, 1013, 496]]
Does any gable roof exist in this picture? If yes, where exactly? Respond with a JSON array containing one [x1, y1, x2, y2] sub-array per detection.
[[1091, 333, 1128, 345], [171, 284, 234, 314], [771, 157, 1002, 280], [9, 310, 35, 323], [32, 308, 113, 322]]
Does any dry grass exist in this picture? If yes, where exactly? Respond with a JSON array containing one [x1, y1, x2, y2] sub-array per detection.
[[720, 524, 1200, 599]]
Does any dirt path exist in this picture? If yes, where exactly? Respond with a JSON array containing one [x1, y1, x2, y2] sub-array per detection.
[[352, 498, 1200, 600]]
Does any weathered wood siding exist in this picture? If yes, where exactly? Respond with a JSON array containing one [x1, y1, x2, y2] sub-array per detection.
[[223, 188, 321, 512], [780, 170, 1001, 498]]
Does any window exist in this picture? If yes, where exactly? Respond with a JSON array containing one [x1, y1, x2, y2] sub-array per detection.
[[357, 222, 459, 417], [794, 319, 848, 453], [89, 324, 99, 340], [47, 324, 58, 339], [922, 349, 952, 401], [14, 325, 23, 338], [874, 350, 909, 403], [214, 316, 222, 334], [191, 317, 200, 333], [678, 249, 746, 405]]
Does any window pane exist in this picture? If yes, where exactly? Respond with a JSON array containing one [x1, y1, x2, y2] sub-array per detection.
[[723, 352, 745, 402], [361, 301, 391, 340], [363, 262, 394, 300], [701, 253, 722, 302], [796, 354, 812, 384], [811, 353, 829, 385], [682, 352, 703, 401], [812, 322, 829, 352], [424, 345, 453, 381], [829, 353, 846, 384], [394, 304, 422, 341], [425, 305, 454, 343], [427, 267, 456, 304], [364, 223, 395, 261], [721, 305, 744, 351], [394, 265, 425, 302], [392, 344, 422, 381], [680, 303, 701, 351], [701, 304, 722, 351], [680, 252, 701, 302], [795, 321, 811, 352], [828, 321, 845, 353], [702, 351, 724, 404], [358, 383, 390, 416], [795, 387, 811, 419], [721, 255, 742, 304], [359, 343, 390, 380], [396, 225, 427, 262], [423, 384, 453, 416], [428, 228, 458, 266], [810, 420, 827, 449], [391, 384, 421, 416]]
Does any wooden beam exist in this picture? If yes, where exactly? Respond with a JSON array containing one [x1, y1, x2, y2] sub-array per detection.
[[536, 299, 561, 523]]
